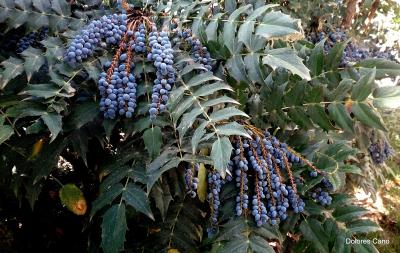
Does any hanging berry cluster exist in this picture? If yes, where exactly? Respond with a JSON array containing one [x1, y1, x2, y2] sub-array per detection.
[[185, 124, 335, 234], [368, 131, 394, 165], [64, 4, 176, 120]]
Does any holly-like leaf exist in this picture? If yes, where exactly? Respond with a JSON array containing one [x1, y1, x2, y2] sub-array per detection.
[[0, 125, 14, 145], [372, 86, 400, 109], [122, 182, 154, 220], [328, 103, 354, 133], [0, 57, 24, 89], [21, 47, 46, 81], [351, 68, 376, 101], [91, 183, 124, 217], [101, 204, 127, 253], [351, 102, 386, 131], [143, 126, 162, 160], [255, 11, 303, 41], [41, 112, 62, 142], [211, 137, 233, 177], [263, 48, 311, 80], [356, 58, 400, 79], [300, 219, 330, 253]]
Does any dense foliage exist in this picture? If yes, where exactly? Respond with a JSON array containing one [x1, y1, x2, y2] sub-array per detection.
[[0, 0, 399, 252]]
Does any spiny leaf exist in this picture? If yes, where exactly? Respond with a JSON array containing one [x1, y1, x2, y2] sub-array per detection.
[[299, 219, 330, 253], [255, 11, 303, 41], [263, 48, 311, 80], [223, 4, 252, 53], [0, 125, 14, 145], [143, 126, 162, 160], [356, 58, 400, 79], [327, 103, 354, 133], [41, 112, 62, 142], [351, 102, 386, 131], [211, 137, 233, 177], [122, 182, 154, 220], [372, 86, 400, 109], [333, 205, 370, 222], [0, 57, 24, 89], [21, 47, 46, 81], [351, 68, 376, 101], [91, 183, 124, 217], [101, 204, 127, 253], [347, 220, 382, 234]]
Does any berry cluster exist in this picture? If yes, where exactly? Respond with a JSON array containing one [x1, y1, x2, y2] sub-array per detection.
[[370, 46, 398, 62], [147, 28, 175, 119], [184, 163, 199, 198], [203, 125, 336, 232], [98, 25, 141, 119], [368, 140, 393, 164], [227, 128, 306, 227], [177, 29, 213, 72], [311, 188, 332, 206], [207, 170, 224, 236], [15, 27, 49, 54], [308, 28, 369, 65], [65, 14, 127, 64]]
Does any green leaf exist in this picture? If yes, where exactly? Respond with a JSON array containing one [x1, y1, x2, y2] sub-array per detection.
[[206, 12, 224, 41], [255, 11, 303, 41], [372, 86, 400, 109], [263, 48, 311, 80], [249, 235, 275, 253], [353, 243, 379, 253], [356, 58, 400, 79], [211, 137, 233, 177], [64, 101, 98, 130], [238, 5, 278, 49], [308, 39, 325, 76], [333, 205, 369, 222], [91, 183, 124, 217], [226, 55, 250, 83], [186, 72, 222, 87], [0, 57, 24, 89], [327, 103, 354, 133], [101, 204, 127, 253], [347, 220, 382, 234], [0, 125, 14, 145], [351, 68, 376, 101], [307, 105, 335, 131], [221, 237, 248, 253], [21, 47, 46, 81], [287, 107, 313, 129], [326, 40, 349, 70], [223, 4, 252, 53], [299, 219, 330, 253], [122, 182, 154, 220], [341, 165, 362, 175], [22, 83, 61, 99], [351, 102, 386, 131], [41, 112, 62, 142], [143, 126, 162, 160], [146, 149, 180, 191], [244, 53, 265, 84], [216, 122, 251, 138], [209, 107, 249, 122]]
